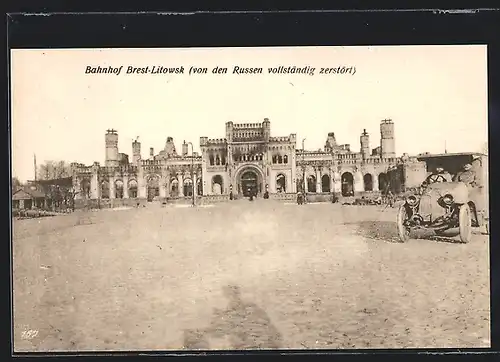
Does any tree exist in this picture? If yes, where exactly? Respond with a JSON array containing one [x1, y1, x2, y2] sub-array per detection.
[[37, 160, 72, 181], [12, 177, 22, 193]]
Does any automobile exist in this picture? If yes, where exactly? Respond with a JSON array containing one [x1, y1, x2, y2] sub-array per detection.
[[396, 176, 488, 243]]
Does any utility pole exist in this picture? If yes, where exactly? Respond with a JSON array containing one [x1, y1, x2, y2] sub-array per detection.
[[331, 150, 335, 198], [302, 138, 306, 202], [187, 141, 195, 206], [33, 154, 37, 183]]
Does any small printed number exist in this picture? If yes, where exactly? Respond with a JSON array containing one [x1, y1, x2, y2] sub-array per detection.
[[21, 330, 39, 340]]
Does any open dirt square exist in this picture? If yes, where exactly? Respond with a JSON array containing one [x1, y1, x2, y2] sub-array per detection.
[[12, 200, 490, 351]]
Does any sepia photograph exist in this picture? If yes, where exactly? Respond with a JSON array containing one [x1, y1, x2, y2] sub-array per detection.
[[11, 45, 490, 352]]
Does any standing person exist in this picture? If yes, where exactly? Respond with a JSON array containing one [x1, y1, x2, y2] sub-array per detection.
[[331, 192, 338, 203], [387, 190, 394, 208]]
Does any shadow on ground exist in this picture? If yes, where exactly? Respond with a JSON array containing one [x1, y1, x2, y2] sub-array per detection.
[[183, 285, 283, 350]]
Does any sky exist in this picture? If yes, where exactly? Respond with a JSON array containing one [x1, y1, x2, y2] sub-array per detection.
[[11, 45, 488, 182]]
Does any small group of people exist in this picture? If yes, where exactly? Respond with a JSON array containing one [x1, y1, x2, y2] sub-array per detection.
[[247, 187, 257, 201], [422, 163, 477, 188], [296, 191, 338, 205]]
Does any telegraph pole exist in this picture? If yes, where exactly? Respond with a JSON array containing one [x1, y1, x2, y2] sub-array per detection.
[[302, 138, 306, 203], [33, 154, 37, 183], [187, 142, 195, 206]]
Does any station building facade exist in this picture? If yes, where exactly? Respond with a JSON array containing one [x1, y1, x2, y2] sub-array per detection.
[[71, 119, 430, 207]]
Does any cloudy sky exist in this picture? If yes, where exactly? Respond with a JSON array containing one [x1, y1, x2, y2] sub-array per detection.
[[11, 45, 488, 182]]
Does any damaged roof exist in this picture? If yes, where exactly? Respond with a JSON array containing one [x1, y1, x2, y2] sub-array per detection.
[[12, 186, 46, 200]]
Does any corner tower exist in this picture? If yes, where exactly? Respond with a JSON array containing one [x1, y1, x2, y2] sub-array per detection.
[[380, 119, 396, 158], [132, 139, 141, 164], [225, 121, 234, 143], [182, 141, 189, 156], [360, 129, 370, 159], [263, 118, 270, 142], [325, 132, 337, 152], [105, 129, 119, 167]]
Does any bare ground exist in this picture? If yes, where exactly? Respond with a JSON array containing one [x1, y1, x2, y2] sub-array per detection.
[[12, 199, 490, 351]]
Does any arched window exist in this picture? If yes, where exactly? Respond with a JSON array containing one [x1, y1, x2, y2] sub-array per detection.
[[278, 155, 283, 164], [101, 180, 110, 199], [321, 174, 331, 193], [209, 155, 214, 166], [272, 155, 277, 163], [80, 179, 91, 199], [215, 155, 221, 165], [283, 155, 288, 164], [183, 178, 193, 197], [147, 175, 160, 201], [128, 179, 138, 198], [378, 173, 388, 192], [115, 180, 124, 199], [212, 175, 224, 195], [276, 174, 286, 193], [197, 178, 203, 195], [341, 172, 354, 197], [364, 174, 373, 191], [221, 156, 226, 165], [307, 175, 317, 193], [170, 179, 179, 197]]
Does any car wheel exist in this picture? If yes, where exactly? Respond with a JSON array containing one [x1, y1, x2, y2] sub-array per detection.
[[459, 204, 472, 243], [397, 204, 410, 242]]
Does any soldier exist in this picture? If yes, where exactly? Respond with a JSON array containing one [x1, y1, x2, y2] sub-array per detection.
[[387, 190, 395, 207], [437, 167, 453, 182], [453, 163, 477, 186], [422, 166, 452, 187], [297, 191, 303, 205]]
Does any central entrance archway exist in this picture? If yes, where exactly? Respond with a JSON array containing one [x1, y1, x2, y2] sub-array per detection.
[[241, 170, 258, 197], [235, 165, 265, 197]]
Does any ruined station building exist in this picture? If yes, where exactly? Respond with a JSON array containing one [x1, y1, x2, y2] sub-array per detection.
[[70, 119, 428, 208]]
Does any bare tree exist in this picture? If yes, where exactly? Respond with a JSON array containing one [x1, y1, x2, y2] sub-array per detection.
[[12, 177, 22, 193], [37, 160, 72, 181]]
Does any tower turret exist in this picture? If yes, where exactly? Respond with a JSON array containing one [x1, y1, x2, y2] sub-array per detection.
[[105, 129, 119, 167], [360, 129, 370, 159], [263, 118, 270, 142], [225, 121, 234, 143], [325, 132, 337, 152], [380, 119, 396, 158], [164, 137, 177, 157], [132, 139, 141, 164], [182, 141, 189, 156]]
